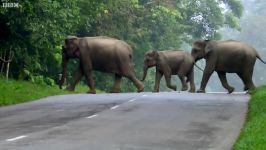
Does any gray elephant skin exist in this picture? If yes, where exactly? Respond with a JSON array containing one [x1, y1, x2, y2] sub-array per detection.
[[191, 40, 266, 93], [141, 50, 195, 92], [59, 36, 144, 93]]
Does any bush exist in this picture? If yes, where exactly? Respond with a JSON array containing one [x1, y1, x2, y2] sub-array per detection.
[[44, 77, 55, 86], [18, 68, 32, 81], [32, 75, 45, 85]]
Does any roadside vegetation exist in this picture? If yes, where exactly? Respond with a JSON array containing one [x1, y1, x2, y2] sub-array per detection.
[[233, 86, 266, 149], [0, 78, 101, 106]]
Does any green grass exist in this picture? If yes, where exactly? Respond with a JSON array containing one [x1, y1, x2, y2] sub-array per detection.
[[0, 78, 103, 106], [233, 86, 266, 150]]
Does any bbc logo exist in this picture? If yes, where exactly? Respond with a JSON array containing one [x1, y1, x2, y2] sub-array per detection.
[[2, 2, 19, 8]]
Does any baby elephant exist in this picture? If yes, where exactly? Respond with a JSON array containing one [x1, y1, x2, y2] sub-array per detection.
[[141, 50, 195, 92]]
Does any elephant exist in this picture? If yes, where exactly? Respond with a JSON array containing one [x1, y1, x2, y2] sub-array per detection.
[[141, 50, 196, 92], [59, 36, 144, 93], [191, 39, 266, 93]]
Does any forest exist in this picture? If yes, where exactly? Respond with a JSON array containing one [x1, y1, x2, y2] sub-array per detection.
[[0, 0, 265, 92]]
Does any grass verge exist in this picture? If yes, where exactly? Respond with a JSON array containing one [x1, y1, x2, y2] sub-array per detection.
[[0, 78, 102, 106], [233, 86, 266, 150]]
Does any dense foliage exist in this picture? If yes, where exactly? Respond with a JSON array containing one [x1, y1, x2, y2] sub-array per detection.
[[0, 0, 243, 92], [233, 86, 266, 150]]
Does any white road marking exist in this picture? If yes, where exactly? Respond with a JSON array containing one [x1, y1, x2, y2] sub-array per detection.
[[56, 109, 65, 112], [6, 135, 27, 142], [142, 94, 147, 97], [129, 99, 136, 102], [111, 105, 120, 110], [86, 114, 98, 119]]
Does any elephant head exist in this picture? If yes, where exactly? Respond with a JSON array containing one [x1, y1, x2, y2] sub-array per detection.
[[64, 36, 80, 58], [141, 50, 159, 81], [191, 40, 212, 62], [59, 36, 80, 89]]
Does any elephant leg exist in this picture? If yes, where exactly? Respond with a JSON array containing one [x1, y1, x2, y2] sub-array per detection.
[[245, 69, 255, 91], [66, 69, 83, 91], [187, 70, 195, 93], [82, 62, 96, 94], [153, 70, 163, 92], [237, 71, 255, 91], [165, 74, 176, 91], [217, 71, 234, 94], [198, 71, 212, 93], [125, 73, 144, 93], [178, 75, 188, 91], [198, 64, 215, 93], [111, 74, 122, 93], [85, 72, 96, 94]]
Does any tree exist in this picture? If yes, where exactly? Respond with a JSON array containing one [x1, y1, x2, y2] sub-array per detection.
[[0, 0, 80, 80]]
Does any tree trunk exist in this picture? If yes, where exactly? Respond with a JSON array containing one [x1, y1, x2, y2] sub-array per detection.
[[0, 50, 6, 74], [6, 61, 9, 80], [5, 50, 12, 80]]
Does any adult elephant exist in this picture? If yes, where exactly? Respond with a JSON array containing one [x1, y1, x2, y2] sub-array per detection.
[[59, 36, 144, 93], [191, 40, 266, 93], [141, 50, 195, 92]]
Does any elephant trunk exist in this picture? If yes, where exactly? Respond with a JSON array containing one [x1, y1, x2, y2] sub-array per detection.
[[191, 54, 199, 62], [59, 54, 68, 89], [191, 56, 204, 71], [194, 62, 204, 72], [141, 65, 148, 81]]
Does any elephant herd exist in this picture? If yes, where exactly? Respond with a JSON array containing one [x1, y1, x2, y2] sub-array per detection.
[[59, 36, 266, 94]]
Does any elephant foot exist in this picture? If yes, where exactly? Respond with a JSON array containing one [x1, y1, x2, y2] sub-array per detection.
[[66, 86, 75, 91], [152, 89, 159, 93], [87, 90, 96, 94], [188, 88, 195, 93], [171, 86, 177, 91], [246, 86, 255, 94], [110, 91, 120, 93], [227, 87, 235, 94], [181, 86, 188, 91], [246, 88, 256, 94], [197, 89, 205, 93], [137, 85, 144, 93], [110, 89, 121, 93], [244, 86, 249, 91], [246, 90, 251, 94], [137, 88, 144, 93], [244, 85, 255, 91]]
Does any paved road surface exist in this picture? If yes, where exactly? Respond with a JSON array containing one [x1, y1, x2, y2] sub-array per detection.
[[0, 92, 249, 150]]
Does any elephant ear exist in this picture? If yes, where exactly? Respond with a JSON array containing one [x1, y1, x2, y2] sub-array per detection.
[[193, 40, 205, 49], [72, 38, 80, 56], [152, 50, 159, 59], [204, 40, 213, 55], [65, 36, 80, 58]]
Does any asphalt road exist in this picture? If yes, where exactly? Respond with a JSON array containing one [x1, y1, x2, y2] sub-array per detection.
[[0, 92, 249, 150]]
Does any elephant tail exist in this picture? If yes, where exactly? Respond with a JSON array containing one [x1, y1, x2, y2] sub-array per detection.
[[257, 54, 266, 64]]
